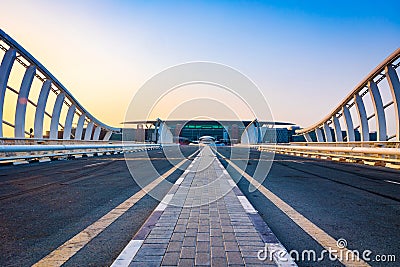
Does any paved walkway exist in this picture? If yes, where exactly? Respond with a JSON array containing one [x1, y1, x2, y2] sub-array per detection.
[[113, 146, 292, 266]]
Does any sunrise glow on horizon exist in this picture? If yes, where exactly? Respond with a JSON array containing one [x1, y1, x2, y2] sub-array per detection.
[[1, 0, 399, 137]]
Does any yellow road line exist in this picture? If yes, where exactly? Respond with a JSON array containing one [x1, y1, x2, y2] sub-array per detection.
[[217, 152, 371, 267], [33, 150, 198, 267]]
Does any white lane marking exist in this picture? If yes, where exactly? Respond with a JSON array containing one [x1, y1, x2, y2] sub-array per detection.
[[228, 179, 236, 187], [267, 243, 296, 267], [85, 161, 109, 167], [385, 179, 400, 185], [13, 160, 29, 165], [155, 194, 174, 211], [237, 196, 258, 214], [175, 177, 184, 185], [110, 240, 143, 267]]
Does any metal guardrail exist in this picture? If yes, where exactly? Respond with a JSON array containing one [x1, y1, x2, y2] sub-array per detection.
[[289, 141, 400, 148], [253, 142, 400, 166], [0, 141, 161, 163]]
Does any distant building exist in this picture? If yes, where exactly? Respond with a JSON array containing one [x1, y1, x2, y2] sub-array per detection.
[[120, 119, 296, 144]]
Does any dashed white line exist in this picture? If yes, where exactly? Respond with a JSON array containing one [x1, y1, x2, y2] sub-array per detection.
[[227, 179, 236, 187], [155, 194, 174, 211], [13, 160, 29, 165], [237, 195, 258, 214], [110, 240, 143, 267], [175, 177, 184, 185], [85, 161, 109, 168], [385, 179, 400, 185]]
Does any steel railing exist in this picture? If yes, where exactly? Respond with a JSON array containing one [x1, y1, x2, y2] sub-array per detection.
[[252, 142, 400, 166], [0, 141, 161, 163]]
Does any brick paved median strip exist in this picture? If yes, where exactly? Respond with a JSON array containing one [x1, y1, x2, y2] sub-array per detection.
[[117, 146, 292, 266]]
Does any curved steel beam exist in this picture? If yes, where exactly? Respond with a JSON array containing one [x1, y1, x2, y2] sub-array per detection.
[[84, 122, 94, 140], [158, 121, 173, 144], [93, 126, 101, 140], [241, 119, 261, 144], [354, 94, 369, 141], [63, 104, 76, 140], [34, 80, 52, 138], [50, 93, 65, 139], [104, 131, 112, 141], [368, 80, 387, 141], [331, 115, 343, 142], [75, 115, 85, 140], [342, 106, 355, 141], [303, 132, 312, 142], [15, 65, 36, 138], [315, 128, 324, 142], [323, 123, 332, 142], [385, 64, 400, 141], [0, 48, 16, 137], [297, 48, 400, 135]]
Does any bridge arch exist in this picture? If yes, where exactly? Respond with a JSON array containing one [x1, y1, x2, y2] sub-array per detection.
[[296, 48, 400, 142], [0, 30, 120, 141]]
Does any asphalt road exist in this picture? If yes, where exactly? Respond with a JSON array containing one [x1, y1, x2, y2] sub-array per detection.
[[217, 147, 400, 267], [0, 145, 199, 267], [1, 145, 399, 267]]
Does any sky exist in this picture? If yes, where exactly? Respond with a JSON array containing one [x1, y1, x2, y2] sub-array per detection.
[[1, 0, 399, 133]]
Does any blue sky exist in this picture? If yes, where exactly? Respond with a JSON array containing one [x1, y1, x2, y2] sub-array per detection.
[[1, 0, 399, 127]]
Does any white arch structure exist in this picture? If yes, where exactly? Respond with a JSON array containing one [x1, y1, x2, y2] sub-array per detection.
[[241, 119, 262, 144], [157, 121, 174, 144], [0, 29, 120, 141], [296, 48, 400, 142]]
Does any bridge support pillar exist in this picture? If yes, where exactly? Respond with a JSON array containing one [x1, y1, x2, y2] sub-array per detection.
[[104, 131, 112, 141], [368, 80, 387, 141], [50, 93, 65, 139], [158, 121, 173, 144], [323, 123, 332, 142], [84, 122, 94, 140], [0, 48, 16, 137], [304, 132, 312, 142], [75, 115, 85, 140], [385, 64, 400, 141], [93, 126, 101, 140], [63, 104, 76, 139], [354, 94, 369, 141], [315, 128, 324, 142], [342, 106, 355, 141], [34, 80, 52, 138], [241, 119, 261, 144], [332, 115, 343, 142], [15, 65, 36, 138]]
